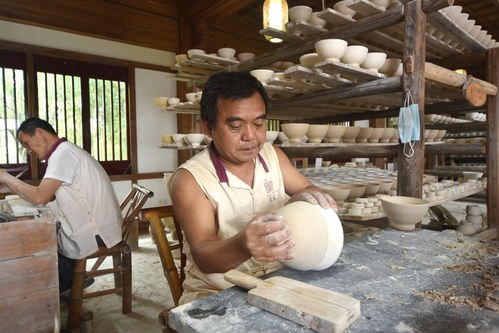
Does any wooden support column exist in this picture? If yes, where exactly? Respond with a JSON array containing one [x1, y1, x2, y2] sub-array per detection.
[[486, 47, 499, 234], [397, 0, 426, 198]]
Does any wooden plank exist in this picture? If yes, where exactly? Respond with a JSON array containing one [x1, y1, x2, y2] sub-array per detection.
[[224, 270, 360, 333], [0, 218, 56, 260], [486, 47, 499, 233], [279, 144, 399, 159], [284, 66, 352, 87], [0, 254, 58, 299], [0, 288, 59, 333], [315, 60, 385, 83], [285, 21, 327, 38]]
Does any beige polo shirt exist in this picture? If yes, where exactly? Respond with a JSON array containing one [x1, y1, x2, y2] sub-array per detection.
[[174, 143, 288, 304]]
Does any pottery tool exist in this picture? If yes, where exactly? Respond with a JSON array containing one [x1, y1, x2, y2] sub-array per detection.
[[224, 270, 360, 333]]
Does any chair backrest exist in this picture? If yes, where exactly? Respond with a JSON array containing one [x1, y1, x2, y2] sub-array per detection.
[[147, 213, 184, 306], [120, 184, 154, 242]]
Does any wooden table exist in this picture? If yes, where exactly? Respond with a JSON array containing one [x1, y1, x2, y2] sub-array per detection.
[[0, 217, 59, 333], [168, 229, 499, 332]]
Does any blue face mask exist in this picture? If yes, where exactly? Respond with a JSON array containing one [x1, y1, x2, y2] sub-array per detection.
[[398, 91, 421, 157]]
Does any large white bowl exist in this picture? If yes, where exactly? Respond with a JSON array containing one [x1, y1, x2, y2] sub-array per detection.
[[289, 5, 313, 22], [237, 52, 255, 62], [315, 39, 348, 61], [281, 123, 310, 143], [250, 69, 275, 83], [341, 45, 369, 67], [381, 196, 430, 231], [308, 12, 327, 28], [187, 48, 206, 59], [371, 0, 391, 9], [361, 52, 387, 73], [325, 125, 346, 143], [278, 201, 343, 271]]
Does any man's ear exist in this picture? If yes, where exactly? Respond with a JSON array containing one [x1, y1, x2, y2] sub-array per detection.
[[200, 120, 212, 136]]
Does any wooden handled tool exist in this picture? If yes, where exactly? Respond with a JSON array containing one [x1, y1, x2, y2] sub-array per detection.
[[224, 270, 360, 333]]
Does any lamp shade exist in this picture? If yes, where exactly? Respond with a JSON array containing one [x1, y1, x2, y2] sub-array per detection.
[[263, 0, 288, 43]]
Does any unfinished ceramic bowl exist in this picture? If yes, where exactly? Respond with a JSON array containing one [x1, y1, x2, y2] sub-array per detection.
[[281, 123, 310, 143], [185, 92, 197, 103], [289, 5, 313, 22], [171, 133, 187, 147], [380, 128, 396, 143], [308, 12, 327, 28], [315, 39, 348, 61], [322, 185, 351, 204], [360, 52, 387, 73], [168, 97, 180, 106], [187, 48, 205, 59], [217, 47, 236, 59], [371, 0, 391, 9], [277, 132, 289, 143], [185, 133, 206, 148], [237, 52, 255, 62], [333, 1, 356, 18], [299, 53, 322, 68], [278, 201, 344, 271], [368, 128, 385, 143], [379, 58, 402, 76], [265, 130, 279, 143], [306, 124, 329, 143], [325, 125, 347, 143], [250, 69, 275, 83], [341, 45, 369, 67], [342, 126, 361, 143], [160, 134, 173, 145], [356, 127, 373, 143], [380, 196, 430, 231]]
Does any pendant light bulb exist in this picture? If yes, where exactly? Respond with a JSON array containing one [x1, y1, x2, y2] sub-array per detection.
[[263, 0, 288, 43]]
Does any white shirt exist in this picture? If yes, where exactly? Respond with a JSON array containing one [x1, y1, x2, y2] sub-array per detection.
[[44, 141, 122, 259]]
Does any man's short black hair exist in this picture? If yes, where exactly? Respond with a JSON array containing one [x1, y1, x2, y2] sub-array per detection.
[[17, 117, 57, 138], [200, 71, 270, 130]]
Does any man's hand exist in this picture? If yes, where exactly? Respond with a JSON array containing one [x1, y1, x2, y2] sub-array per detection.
[[241, 212, 295, 262], [0, 184, 12, 193], [289, 187, 338, 211]]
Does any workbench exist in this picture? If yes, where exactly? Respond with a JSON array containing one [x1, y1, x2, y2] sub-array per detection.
[[168, 229, 498, 332]]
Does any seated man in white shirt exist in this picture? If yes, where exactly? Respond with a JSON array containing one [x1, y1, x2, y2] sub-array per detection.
[[0, 118, 122, 297]]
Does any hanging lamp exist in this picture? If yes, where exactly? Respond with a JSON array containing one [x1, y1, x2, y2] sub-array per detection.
[[263, 0, 288, 43]]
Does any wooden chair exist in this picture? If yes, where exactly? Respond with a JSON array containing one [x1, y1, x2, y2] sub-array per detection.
[[146, 211, 186, 306], [67, 184, 154, 329]]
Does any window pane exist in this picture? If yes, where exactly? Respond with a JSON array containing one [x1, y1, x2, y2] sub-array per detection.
[[0, 67, 26, 164], [37, 72, 83, 147], [89, 78, 128, 162]]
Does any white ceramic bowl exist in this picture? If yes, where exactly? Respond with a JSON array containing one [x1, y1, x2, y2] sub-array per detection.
[[380, 196, 430, 231], [281, 123, 310, 143], [278, 201, 343, 271], [379, 58, 402, 76], [249, 69, 275, 83], [308, 12, 326, 28], [218, 47, 236, 59], [175, 54, 188, 64], [341, 45, 369, 67], [185, 133, 206, 148], [333, 1, 356, 18], [361, 52, 387, 73], [168, 97, 180, 106], [171, 133, 187, 147], [265, 130, 279, 143], [237, 52, 255, 62], [160, 134, 173, 145], [342, 126, 361, 143], [299, 53, 322, 68], [277, 132, 289, 143], [371, 0, 391, 9], [187, 48, 206, 59], [325, 125, 346, 143], [185, 92, 197, 103], [289, 5, 313, 22], [315, 39, 348, 61], [306, 124, 329, 143]]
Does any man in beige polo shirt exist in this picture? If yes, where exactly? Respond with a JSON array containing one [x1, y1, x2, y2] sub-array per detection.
[[169, 71, 337, 304]]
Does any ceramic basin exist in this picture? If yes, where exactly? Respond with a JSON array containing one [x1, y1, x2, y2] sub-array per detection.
[[380, 196, 430, 231], [281, 123, 310, 143]]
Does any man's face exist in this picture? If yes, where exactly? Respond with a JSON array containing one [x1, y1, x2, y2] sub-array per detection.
[[207, 92, 267, 166], [18, 129, 50, 161]]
